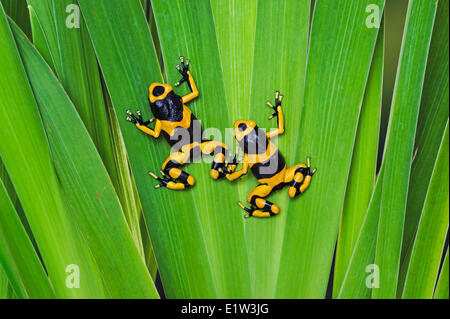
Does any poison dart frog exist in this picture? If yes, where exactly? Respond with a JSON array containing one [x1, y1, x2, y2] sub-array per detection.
[[226, 91, 316, 218], [126, 56, 230, 190]]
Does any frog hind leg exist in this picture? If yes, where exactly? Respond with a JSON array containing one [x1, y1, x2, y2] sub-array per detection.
[[285, 157, 317, 198], [200, 140, 230, 180], [149, 149, 195, 190], [241, 184, 280, 218]]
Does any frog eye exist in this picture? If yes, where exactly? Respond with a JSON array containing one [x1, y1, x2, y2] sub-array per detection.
[[152, 85, 165, 97], [238, 123, 248, 132]]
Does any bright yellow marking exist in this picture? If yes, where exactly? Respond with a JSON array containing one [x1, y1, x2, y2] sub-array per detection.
[[246, 140, 278, 165], [149, 83, 173, 103], [257, 166, 286, 186], [162, 143, 200, 169], [181, 71, 199, 104], [300, 175, 312, 193], [288, 187, 296, 198], [159, 106, 192, 136], [187, 176, 195, 186], [226, 154, 249, 181], [266, 105, 284, 138], [251, 210, 271, 218], [201, 140, 227, 154], [136, 119, 161, 138], [284, 163, 307, 183], [210, 170, 219, 180], [165, 182, 186, 190], [294, 172, 304, 183], [233, 120, 256, 141], [169, 168, 181, 179], [271, 205, 280, 214], [255, 198, 266, 209]]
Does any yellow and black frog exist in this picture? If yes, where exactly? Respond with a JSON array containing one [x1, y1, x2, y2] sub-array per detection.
[[226, 91, 316, 218], [126, 57, 230, 190]]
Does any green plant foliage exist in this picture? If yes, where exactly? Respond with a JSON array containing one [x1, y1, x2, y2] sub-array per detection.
[[372, 0, 437, 299], [334, 21, 384, 295], [402, 0, 449, 261], [0, 0, 447, 300], [401, 123, 448, 298], [28, 0, 146, 255], [11, 20, 159, 299], [337, 176, 384, 298], [241, 0, 310, 298], [28, 5, 54, 69], [26, 0, 60, 72], [1, 0, 31, 37], [339, 0, 439, 299], [0, 268, 16, 299], [0, 3, 102, 298], [275, 0, 384, 298], [151, 0, 253, 298], [0, 178, 55, 298], [77, 0, 217, 298], [434, 249, 449, 299]]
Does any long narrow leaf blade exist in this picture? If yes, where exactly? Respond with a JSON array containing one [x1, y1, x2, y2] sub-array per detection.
[[337, 173, 384, 298], [373, 0, 437, 299], [434, 248, 449, 299], [0, 3, 102, 298], [243, 0, 310, 298], [334, 21, 384, 295], [151, 0, 252, 298], [0, 178, 55, 299], [11, 20, 158, 299], [276, 0, 384, 298], [402, 0, 449, 261], [78, 0, 217, 298], [401, 122, 449, 298], [1, 0, 31, 37], [0, 268, 16, 299]]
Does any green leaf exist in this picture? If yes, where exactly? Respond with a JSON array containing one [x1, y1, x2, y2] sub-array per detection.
[[373, 0, 437, 299], [10, 19, 158, 299], [26, 0, 60, 72], [401, 122, 448, 299], [337, 174, 384, 298], [28, 5, 54, 69], [275, 0, 384, 298], [334, 20, 384, 295], [0, 3, 103, 298], [338, 0, 439, 299], [30, 0, 145, 255], [402, 0, 449, 262], [147, 0, 254, 298], [78, 0, 217, 298], [434, 248, 449, 299], [0, 178, 55, 299], [1, 0, 31, 37], [242, 0, 310, 298], [0, 268, 16, 299]]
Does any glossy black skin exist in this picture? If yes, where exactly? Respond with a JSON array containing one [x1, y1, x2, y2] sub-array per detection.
[[150, 90, 185, 122], [149, 89, 202, 148], [237, 123, 286, 180]]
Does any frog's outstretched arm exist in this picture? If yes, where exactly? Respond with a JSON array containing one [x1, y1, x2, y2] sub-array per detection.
[[174, 56, 199, 104], [126, 110, 161, 138], [266, 91, 285, 139]]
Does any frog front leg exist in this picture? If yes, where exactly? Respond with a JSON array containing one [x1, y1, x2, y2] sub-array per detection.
[[174, 56, 199, 104], [266, 91, 285, 139], [126, 109, 161, 138]]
